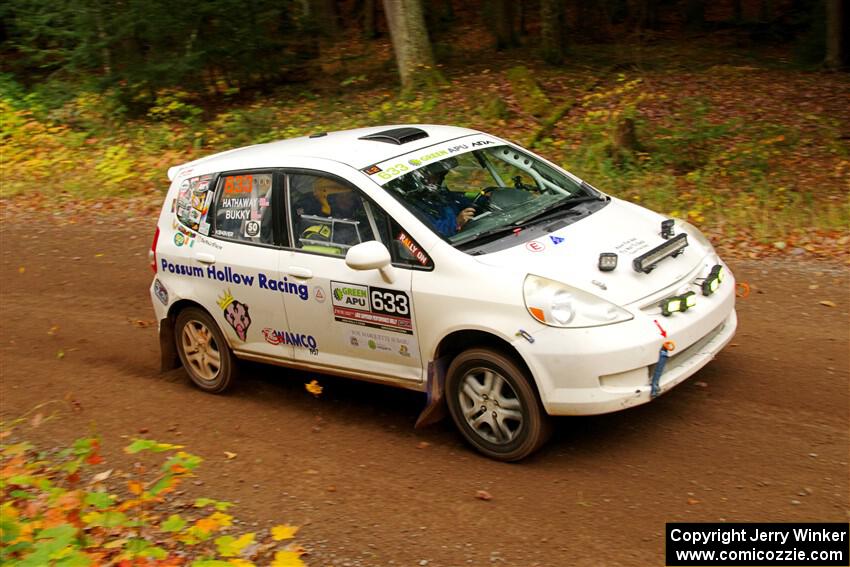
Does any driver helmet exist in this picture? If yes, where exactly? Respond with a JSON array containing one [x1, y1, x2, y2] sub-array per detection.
[[417, 157, 458, 190]]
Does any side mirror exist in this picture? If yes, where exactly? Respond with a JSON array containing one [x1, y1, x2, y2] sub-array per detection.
[[345, 241, 394, 282]]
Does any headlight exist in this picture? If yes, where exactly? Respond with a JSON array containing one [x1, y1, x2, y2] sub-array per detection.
[[523, 275, 633, 328]]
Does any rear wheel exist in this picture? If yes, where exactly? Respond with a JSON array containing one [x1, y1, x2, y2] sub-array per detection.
[[175, 307, 237, 393], [445, 348, 551, 461]]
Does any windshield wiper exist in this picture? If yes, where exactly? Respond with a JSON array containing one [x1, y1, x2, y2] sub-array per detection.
[[453, 224, 525, 247], [511, 194, 606, 227], [454, 206, 585, 248]]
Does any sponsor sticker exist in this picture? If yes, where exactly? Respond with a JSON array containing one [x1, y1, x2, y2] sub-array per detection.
[[371, 134, 500, 185], [262, 328, 318, 355], [331, 281, 413, 334], [346, 329, 418, 361], [245, 220, 261, 237], [549, 235, 565, 245], [331, 282, 369, 311], [396, 232, 430, 266], [153, 279, 169, 305], [615, 237, 649, 255], [526, 240, 545, 252], [218, 289, 251, 342]]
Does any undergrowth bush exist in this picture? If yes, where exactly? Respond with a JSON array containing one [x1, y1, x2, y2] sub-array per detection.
[[1, 69, 846, 241], [0, 421, 308, 566]]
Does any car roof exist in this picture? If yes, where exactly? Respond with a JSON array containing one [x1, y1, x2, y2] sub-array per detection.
[[168, 124, 482, 180]]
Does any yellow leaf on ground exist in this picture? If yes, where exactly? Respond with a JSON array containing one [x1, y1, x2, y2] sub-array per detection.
[[18, 267, 25, 274], [271, 524, 299, 541], [305, 380, 323, 396], [193, 511, 233, 535], [270, 550, 305, 567], [217, 532, 255, 557]]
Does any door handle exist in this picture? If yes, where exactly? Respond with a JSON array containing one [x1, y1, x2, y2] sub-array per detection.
[[195, 252, 216, 264], [286, 266, 313, 279]]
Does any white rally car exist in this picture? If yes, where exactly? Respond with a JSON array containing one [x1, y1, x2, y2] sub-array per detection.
[[150, 125, 737, 461]]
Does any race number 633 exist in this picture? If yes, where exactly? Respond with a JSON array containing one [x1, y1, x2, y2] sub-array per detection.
[[370, 288, 410, 316]]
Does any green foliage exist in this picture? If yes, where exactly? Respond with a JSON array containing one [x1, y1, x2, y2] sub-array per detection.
[[506, 66, 551, 117], [2, 57, 846, 246], [3, 0, 304, 104], [0, 427, 308, 566], [479, 97, 510, 121]]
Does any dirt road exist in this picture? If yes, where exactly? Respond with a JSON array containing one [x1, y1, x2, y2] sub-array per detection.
[[1, 217, 847, 566]]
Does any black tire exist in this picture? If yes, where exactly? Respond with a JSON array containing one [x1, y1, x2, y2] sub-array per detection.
[[445, 348, 552, 461], [174, 307, 238, 394]]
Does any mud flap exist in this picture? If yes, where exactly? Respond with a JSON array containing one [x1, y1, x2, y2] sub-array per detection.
[[159, 317, 180, 372], [414, 355, 452, 428]]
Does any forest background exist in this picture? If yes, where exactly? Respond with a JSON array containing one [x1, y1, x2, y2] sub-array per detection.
[[1, 0, 848, 258]]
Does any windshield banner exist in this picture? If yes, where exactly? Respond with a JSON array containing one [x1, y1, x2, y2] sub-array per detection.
[[362, 134, 502, 185]]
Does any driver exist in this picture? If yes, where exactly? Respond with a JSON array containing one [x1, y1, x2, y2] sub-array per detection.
[[415, 160, 476, 237]]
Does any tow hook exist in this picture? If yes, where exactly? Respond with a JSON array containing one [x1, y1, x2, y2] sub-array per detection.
[[650, 340, 676, 399]]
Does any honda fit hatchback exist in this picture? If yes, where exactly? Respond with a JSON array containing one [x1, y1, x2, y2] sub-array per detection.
[[150, 125, 737, 461]]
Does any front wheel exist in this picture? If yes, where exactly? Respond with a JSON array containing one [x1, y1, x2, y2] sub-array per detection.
[[445, 348, 552, 461], [174, 307, 238, 393]]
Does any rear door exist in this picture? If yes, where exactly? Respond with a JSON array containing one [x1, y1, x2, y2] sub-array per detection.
[[172, 169, 294, 358]]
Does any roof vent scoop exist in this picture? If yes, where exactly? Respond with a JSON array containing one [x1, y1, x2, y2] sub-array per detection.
[[359, 127, 428, 145]]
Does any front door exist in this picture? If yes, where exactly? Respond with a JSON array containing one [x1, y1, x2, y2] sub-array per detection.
[[278, 171, 423, 383]]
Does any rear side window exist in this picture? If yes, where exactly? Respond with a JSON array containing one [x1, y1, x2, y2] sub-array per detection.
[[176, 174, 214, 234], [212, 172, 275, 245]]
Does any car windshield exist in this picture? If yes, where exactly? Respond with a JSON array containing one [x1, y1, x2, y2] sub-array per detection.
[[381, 144, 599, 247]]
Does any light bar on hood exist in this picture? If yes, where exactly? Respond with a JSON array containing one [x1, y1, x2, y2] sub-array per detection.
[[633, 233, 688, 274]]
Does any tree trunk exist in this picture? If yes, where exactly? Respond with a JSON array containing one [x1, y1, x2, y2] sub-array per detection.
[[382, 0, 441, 92], [685, 0, 705, 30], [492, 0, 517, 50], [314, 0, 339, 36], [540, 0, 565, 65], [442, 0, 454, 21], [758, 0, 773, 22], [635, 0, 658, 30], [363, 0, 377, 38], [825, 0, 843, 69], [732, 0, 743, 22], [518, 0, 528, 36], [576, 1, 612, 41]]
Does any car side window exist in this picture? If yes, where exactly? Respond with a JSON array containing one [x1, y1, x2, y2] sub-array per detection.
[[175, 174, 214, 234], [287, 173, 378, 257], [388, 219, 433, 269], [212, 172, 275, 245]]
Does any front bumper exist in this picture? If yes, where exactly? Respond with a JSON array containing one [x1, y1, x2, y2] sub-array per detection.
[[519, 269, 737, 416]]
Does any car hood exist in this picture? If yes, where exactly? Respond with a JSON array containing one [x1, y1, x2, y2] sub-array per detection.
[[473, 198, 712, 306]]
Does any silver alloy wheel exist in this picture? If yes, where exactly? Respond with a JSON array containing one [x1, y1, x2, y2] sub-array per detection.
[[458, 367, 524, 444], [181, 320, 221, 382]]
